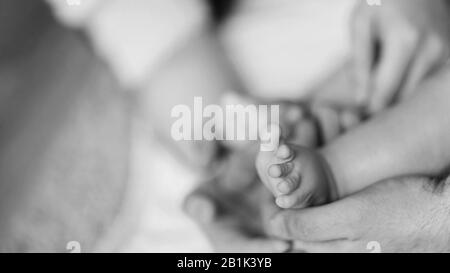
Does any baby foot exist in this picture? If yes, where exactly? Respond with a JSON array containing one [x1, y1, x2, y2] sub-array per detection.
[[221, 91, 320, 149], [256, 126, 336, 209]]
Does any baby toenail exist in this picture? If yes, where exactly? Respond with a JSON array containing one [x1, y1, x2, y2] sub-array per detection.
[[277, 181, 291, 194], [277, 145, 291, 159], [268, 165, 282, 178], [276, 196, 291, 208]]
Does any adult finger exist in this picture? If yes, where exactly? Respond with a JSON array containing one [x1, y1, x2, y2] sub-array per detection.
[[185, 184, 289, 253], [369, 27, 419, 113], [266, 197, 363, 241], [400, 35, 449, 100], [339, 109, 361, 131]]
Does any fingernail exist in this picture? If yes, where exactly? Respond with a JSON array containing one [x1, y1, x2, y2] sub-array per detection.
[[268, 165, 282, 178]]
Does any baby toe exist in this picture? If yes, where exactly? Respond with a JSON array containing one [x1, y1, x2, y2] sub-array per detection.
[[277, 181, 293, 195], [276, 144, 292, 160], [268, 161, 294, 178], [277, 175, 300, 194], [276, 193, 311, 209], [268, 164, 283, 178], [275, 195, 297, 209]]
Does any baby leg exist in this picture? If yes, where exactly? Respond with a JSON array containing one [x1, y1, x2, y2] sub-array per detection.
[[256, 125, 334, 209]]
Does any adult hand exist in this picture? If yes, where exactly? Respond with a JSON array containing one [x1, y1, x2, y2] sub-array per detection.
[[184, 146, 290, 253], [265, 176, 450, 252], [351, 0, 450, 113], [184, 179, 290, 253]]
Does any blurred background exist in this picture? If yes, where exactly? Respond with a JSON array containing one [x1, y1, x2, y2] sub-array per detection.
[[0, 0, 355, 252]]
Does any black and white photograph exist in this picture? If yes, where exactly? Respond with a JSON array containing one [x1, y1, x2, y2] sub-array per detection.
[[1, 0, 450, 255]]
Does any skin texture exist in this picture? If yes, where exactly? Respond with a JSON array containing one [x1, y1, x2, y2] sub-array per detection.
[[187, 0, 450, 252], [255, 65, 450, 210], [256, 141, 335, 209], [186, 168, 450, 252], [186, 63, 450, 253], [265, 176, 450, 253], [322, 66, 450, 197], [184, 171, 289, 253], [0, 2, 130, 252], [184, 91, 341, 251], [352, 0, 450, 113]]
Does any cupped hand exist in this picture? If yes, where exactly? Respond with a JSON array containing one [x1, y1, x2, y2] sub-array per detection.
[[184, 146, 290, 253], [265, 175, 450, 252]]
